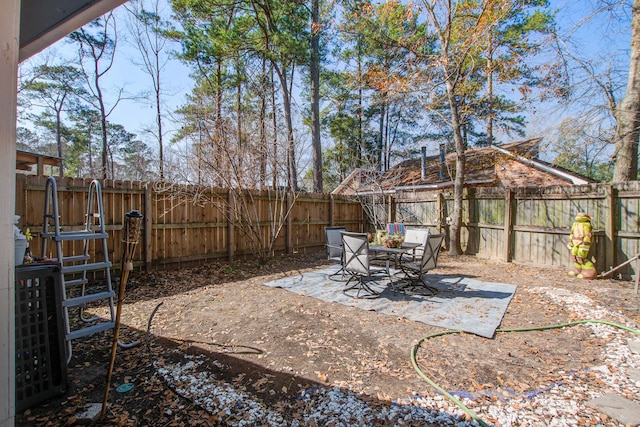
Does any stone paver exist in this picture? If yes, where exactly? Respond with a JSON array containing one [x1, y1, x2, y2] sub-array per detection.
[[627, 339, 640, 354], [76, 402, 102, 423], [587, 394, 640, 425], [627, 367, 640, 382]]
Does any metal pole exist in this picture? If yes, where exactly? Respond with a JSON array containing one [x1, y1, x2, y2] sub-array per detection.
[[101, 210, 143, 420]]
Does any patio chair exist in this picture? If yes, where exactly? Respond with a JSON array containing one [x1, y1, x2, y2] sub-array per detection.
[[325, 226, 347, 281], [398, 233, 444, 296], [401, 227, 431, 262], [341, 231, 389, 299]]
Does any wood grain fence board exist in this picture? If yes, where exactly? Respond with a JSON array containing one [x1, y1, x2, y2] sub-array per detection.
[[619, 196, 639, 235], [110, 180, 123, 265], [513, 231, 531, 264], [494, 228, 504, 259], [616, 238, 638, 278], [476, 227, 488, 258], [552, 233, 566, 267], [488, 228, 498, 259], [396, 200, 438, 226]]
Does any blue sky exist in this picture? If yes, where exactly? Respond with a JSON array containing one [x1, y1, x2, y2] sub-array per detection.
[[20, 0, 634, 163], [532, 1, 631, 124]]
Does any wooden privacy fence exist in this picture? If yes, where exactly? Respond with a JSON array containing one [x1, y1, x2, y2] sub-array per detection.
[[391, 182, 640, 279], [15, 175, 365, 270], [17, 175, 640, 278]]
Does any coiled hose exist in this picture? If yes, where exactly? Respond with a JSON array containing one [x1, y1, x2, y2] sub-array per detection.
[[410, 320, 640, 427]]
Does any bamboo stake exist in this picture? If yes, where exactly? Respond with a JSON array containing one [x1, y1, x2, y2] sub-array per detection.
[[101, 210, 143, 420], [597, 254, 640, 279]]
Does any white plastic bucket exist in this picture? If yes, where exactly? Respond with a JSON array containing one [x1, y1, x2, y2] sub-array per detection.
[[15, 239, 27, 266]]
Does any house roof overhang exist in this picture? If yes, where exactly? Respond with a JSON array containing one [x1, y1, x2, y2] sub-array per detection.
[[19, 0, 128, 62], [16, 150, 63, 175], [353, 178, 497, 196]]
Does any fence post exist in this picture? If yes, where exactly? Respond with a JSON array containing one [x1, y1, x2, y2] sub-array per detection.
[[387, 194, 395, 223], [503, 189, 514, 263], [436, 190, 443, 233], [329, 195, 335, 227], [286, 192, 293, 253], [604, 184, 616, 271], [227, 190, 235, 262], [143, 185, 153, 270], [15, 174, 25, 220]]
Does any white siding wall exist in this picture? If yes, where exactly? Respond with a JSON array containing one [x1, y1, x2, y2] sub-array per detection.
[[0, 0, 19, 425]]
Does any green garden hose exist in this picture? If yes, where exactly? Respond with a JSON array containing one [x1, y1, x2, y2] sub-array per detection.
[[410, 320, 640, 427]]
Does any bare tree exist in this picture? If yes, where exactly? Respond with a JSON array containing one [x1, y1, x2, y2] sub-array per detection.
[[155, 138, 299, 261], [19, 64, 86, 174], [68, 13, 127, 179], [125, 0, 171, 181], [552, 0, 639, 182], [612, 0, 640, 181]]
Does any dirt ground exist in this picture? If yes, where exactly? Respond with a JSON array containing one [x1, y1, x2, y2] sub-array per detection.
[[16, 249, 640, 426]]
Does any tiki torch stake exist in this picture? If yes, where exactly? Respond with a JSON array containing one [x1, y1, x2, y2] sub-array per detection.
[[101, 210, 143, 420]]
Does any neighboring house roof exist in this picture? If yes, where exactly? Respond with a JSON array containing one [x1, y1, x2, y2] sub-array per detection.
[[331, 168, 383, 196], [332, 138, 594, 196]]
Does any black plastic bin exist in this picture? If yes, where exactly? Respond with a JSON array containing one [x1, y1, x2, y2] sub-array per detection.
[[15, 263, 67, 411]]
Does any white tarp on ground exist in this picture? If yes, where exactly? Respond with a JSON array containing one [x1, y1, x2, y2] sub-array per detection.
[[262, 266, 517, 338]]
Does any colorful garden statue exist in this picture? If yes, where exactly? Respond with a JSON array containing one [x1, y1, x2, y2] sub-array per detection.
[[567, 212, 596, 279]]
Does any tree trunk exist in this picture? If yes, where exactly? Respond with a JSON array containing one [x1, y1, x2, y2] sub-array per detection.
[[94, 66, 109, 179], [271, 68, 278, 189], [273, 63, 297, 190], [378, 100, 385, 170], [101, 110, 108, 179], [310, 0, 323, 193], [259, 59, 268, 189], [55, 108, 65, 175], [236, 59, 243, 180], [216, 62, 224, 187], [486, 32, 494, 146], [357, 45, 365, 162], [156, 62, 164, 181], [613, 0, 640, 182], [446, 80, 465, 256]]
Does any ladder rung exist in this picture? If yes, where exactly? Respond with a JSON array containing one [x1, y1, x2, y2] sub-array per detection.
[[61, 261, 112, 274], [62, 254, 90, 263], [62, 291, 115, 307], [47, 231, 109, 242], [63, 278, 89, 287], [66, 321, 115, 341], [41, 231, 89, 237]]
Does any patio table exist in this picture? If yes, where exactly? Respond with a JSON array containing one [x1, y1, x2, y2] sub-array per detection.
[[369, 242, 421, 271]]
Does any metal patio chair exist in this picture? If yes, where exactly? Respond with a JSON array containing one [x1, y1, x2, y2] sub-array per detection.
[[325, 226, 347, 281], [341, 231, 389, 299], [401, 227, 431, 262], [398, 233, 444, 296]]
